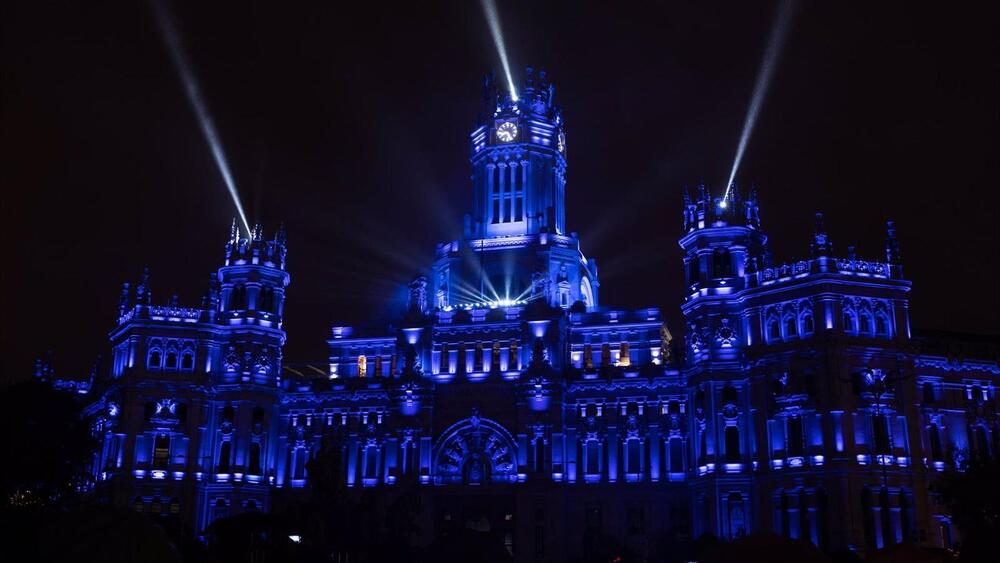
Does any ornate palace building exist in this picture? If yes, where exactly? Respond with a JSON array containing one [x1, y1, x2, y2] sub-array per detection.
[[59, 69, 999, 561]]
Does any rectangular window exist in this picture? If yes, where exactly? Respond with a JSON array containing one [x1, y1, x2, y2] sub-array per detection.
[[152, 434, 170, 470], [627, 439, 641, 473], [669, 438, 684, 473], [585, 441, 600, 475], [492, 199, 500, 224], [515, 196, 523, 221]]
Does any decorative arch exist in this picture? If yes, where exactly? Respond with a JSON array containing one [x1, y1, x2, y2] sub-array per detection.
[[580, 276, 595, 310], [433, 412, 518, 485]]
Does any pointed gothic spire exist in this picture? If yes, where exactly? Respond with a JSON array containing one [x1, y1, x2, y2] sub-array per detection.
[[118, 282, 131, 317], [885, 220, 901, 265], [136, 267, 151, 305], [810, 212, 833, 257]]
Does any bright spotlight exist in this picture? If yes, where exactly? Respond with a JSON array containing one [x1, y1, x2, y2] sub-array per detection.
[[480, 0, 518, 101], [722, 0, 798, 203], [151, 0, 252, 239]]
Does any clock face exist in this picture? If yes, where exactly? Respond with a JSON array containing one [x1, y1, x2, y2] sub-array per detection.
[[496, 121, 518, 143], [557, 131, 566, 154]]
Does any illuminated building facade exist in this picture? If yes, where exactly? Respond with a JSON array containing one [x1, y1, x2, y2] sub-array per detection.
[[73, 69, 998, 560]]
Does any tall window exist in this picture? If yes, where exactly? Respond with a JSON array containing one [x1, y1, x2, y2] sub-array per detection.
[[532, 438, 546, 473], [768, 318, 781, 342], [373, 355, 382, 377], [491, 341, 501, 372], [181, 351, 194, 370], [843, 310, 857, 333], [153, 434, 170, 470], [218, 440, 231, 472], [725, 426, 741, 462], [364, 446, 378, 479], [876, 313, 890, 337], [585, 440, 600, 475], [148, 349, 162, 369], [860, 312, 873, 335], [600, 343, 610, 368], [293, 448, 306, 480], [787, 416, 804, 457], [357, 355, 367, 378], [618, 342, 631, 367], [248, 442, 262, 475], [669, 438, 684, 473], [583, 344, 594, 370], [801, 314, 814, 336], [509, 341, 519, 370], [626, 439, 642, 474], [873, 414, 891, 455], [441, 344, 450, 373], [784, 316, 797, 338], [474, 343, 483, 371], [928, 424, 943, 461]]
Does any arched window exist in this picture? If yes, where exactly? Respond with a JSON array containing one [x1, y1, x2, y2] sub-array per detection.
[[180, 351, 194, 370], [801, 314, 814, 336], [843, 310, 857, 333], [859, 312, 873, 335], [148, 349, 162, 370], [357, 355, 367, 378], [165, 350, 178, 370], [784, 316, 798, 339], [876, 313, 890, 337], [768, 318, 781, 342], [725, 426, 741, 462], [218, 440, 231, 472]]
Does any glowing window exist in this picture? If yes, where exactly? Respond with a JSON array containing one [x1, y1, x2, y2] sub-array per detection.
[[357, 355, 367, 378], [583, 344, 594, 370], [618, 342, 631, 367], [491, 341, 501, 372], [152, 434, 170, 470]]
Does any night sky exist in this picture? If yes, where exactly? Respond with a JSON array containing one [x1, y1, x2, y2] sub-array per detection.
[[2, 1, 997, 382]]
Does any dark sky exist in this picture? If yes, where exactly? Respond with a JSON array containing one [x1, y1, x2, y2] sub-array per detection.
[[2, 1, 998, 382]]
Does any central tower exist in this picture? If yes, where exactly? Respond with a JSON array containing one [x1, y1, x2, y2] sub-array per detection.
[[431, 68, 597, 311], [470, 67, 567, 238]]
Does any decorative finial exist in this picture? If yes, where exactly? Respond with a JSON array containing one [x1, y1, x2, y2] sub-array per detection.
[[230, 218, 238, 242], [885, 220, 901, 265]]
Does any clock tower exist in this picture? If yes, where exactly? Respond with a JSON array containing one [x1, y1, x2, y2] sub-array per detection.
[[430, 67, 597, 311], [470, 67, 567, 239]]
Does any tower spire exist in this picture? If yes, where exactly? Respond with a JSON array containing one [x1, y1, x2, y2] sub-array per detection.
[[810, 212, 833, 257]]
